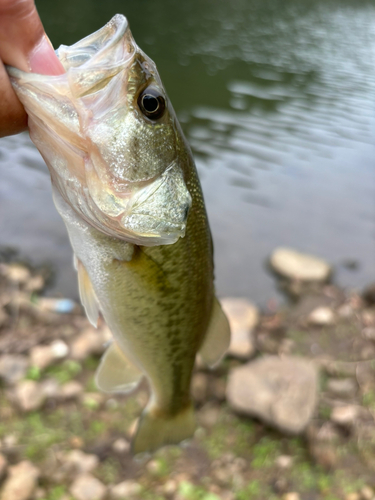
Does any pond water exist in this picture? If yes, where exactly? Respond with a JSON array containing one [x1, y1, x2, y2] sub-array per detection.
[[1, 0, 374, 305]]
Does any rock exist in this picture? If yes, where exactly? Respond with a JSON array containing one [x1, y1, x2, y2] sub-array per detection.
[[40, 379, 61, 398], [70, 328, 107, 360], [363, 284, 375, 306], [163, 480, 177, 496], [330, 405, 360, 427], [70, 474, 106, 500], [112, 438, 130, 454], [13, 381, 46, 412], [4, 264, 31, 285], [360, 486, 374, 500], [211, 378, 226, 401], [33, 488, 46, 500], [226, 356, 318, 434], [362, 310, 375, 327], [0, 355, 29, 385], [0, 460, 39, 500], [275, 455, 293, 469], [29, 346, 55, 371], [220, 298, 258, 359], [273, 477, 289, 494], [270, 248, 331, 282], [309, 442, 337, 469], [327, 378, 357, 398], [61, 450, 99, 476], [60, 381, 84, 400], [198, 403, 221, 428], [362, 327, 375, 341], [308, 307, 335, 326], [345, 494, 360, 500], [24, 275, 44, 293], [323, 360, 357, 377], [29, 340, 68, 371], [191, 373, 208, 403], [283, 494, 300, 500], [0, 453, 8, 481], [110, 480, 141, 499], [338, 304, 354, 318]]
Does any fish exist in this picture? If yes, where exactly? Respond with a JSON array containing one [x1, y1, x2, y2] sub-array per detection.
[[7, 14, 230, 454]]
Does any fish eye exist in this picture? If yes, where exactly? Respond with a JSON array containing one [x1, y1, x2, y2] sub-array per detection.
[[138, 86, 166, 120]]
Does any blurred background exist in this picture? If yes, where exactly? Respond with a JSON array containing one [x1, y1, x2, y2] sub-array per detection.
[[1, 1, 375, 499], [1, 0, 374, 305]]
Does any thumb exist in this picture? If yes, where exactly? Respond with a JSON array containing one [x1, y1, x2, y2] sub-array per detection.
[[0, 0, 65, 136], [0, 0, 65, 74]]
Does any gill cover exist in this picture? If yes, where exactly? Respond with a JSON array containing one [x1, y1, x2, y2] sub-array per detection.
[[7, 14, 192, 246]]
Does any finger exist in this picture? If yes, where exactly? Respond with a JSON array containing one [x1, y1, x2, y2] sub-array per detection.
[[0, 59, 27, 137], [0, 0, 65, 136], [0, 0, 64, 74]]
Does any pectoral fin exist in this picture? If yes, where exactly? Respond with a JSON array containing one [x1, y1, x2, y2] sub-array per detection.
[[199, 297, 231, 368], [76, 258, 100, 327], [95, 341, 143, 394]]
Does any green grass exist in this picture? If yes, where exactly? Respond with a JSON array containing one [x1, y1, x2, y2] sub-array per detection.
[[45, 360, 82, 384], [178, 481, 221, 500], [251, 437, 281, 469]]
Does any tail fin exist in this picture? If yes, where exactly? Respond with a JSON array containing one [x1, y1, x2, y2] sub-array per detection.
[[132, 404, 195, 455]]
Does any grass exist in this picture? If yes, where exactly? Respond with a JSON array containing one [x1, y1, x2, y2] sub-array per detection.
[[178, 481, 221, 500]]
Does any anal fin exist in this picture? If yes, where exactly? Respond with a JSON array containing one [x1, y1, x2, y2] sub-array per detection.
[[76, 257, 100, 327], [95, 341, 143, 394], [199, 297, 231, 368]]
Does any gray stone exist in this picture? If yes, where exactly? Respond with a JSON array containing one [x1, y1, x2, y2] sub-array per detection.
[[60, 381, 84, 400], [70, 327, 108, 360], [221, 298, 258, 359], [327, 378, 357, 398], [0, 355, 29, 385], [330, 405, 360, 427], [360, 486, 374, 500], [61, 450, 99, 476], [4, 264, 31, 284], [191, 373, 208, 403], [275, 455, 293, 469], [13, 381, 46, 412], [70, 474, 106, 500], [227, 356, 318, 434], [0, 460, 39, 500], [110, 480, 141, 499], [112, 438, 130, 454], [283, 493, 300, 500], [308, 307, 335, 326], [40, 379, 61, 398], [270, 248, 331, 282]]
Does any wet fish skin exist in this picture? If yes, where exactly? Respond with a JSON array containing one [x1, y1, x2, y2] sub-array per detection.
[[7, 14, 230, 454]]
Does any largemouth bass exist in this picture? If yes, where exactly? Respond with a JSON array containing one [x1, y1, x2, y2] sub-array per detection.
[[8, 14, 230, 454]]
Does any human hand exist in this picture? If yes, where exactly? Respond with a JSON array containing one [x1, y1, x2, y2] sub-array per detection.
[[0, 0, 65, 137]]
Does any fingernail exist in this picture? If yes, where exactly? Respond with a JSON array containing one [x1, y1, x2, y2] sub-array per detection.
[[29, 35, 65, 75]]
